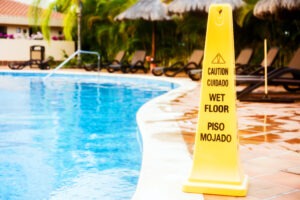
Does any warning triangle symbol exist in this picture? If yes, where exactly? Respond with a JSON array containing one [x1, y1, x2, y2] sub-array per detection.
[[211, 53, 226, 64]]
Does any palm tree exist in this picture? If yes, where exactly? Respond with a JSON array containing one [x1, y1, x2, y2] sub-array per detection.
[[84, 0, 136, 57], [31, 0, 80, 40]]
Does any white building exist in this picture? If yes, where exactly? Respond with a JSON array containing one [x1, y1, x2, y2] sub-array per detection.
[[0, 0, 75, 65]]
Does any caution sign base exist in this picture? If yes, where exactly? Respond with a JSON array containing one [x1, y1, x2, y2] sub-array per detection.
[[182, 4, 248, 197], [183, 175, 248, 196]]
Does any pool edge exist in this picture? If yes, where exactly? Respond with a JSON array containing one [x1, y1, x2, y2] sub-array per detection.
[[135, 78, 204, 200]]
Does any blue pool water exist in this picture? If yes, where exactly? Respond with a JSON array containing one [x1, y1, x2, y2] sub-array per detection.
[[0, 72, 176, 200]]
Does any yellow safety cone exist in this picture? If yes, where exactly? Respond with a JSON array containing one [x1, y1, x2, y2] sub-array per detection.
[[182, 4, 248, 196]]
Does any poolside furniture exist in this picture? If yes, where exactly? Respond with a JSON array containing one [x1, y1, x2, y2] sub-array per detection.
[[237, 47, 300, 101], [84, 50, 126, 71], [107, 50, 147, 73], [8, 45, 50, 70], [235, 48, 254, 74], [237, 47, 279, 75], [8, 57, 50, 70], [188, 48, 254, 81], [152, 49, 204, 77]]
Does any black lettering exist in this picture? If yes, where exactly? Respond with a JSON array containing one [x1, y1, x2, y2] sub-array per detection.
[[219, 123, 225, 131], [209, 93, 225, 101], [209, 93, 217, 101], [207, 134, 212, 141], [204, 104, 229, 113], [200, 133, 207, 141], [207, 79, 228, 87], [227, 134, 232, 142], [207, 67, 228, 75], [221, 134, 227, 142], [212, 134, 216, 141], [224, 105, 229, 113], [200, 133, 232, 142], [207, 122, 225, 131]]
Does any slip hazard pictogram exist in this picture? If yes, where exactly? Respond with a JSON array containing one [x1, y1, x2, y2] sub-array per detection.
[[212, 53, 225, 64]]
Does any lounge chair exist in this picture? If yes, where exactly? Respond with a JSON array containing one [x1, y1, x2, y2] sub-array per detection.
[[107, 50, 147, 73], [236, 47, 300, 100], [8, 58, 50, 70], [84, 50, 125, 71], [237, 47, 279, 75], [188, 48, 254, 81], [8, 45, 50, 70], [235, 48, 254, 74], [152, 49, 204, 77]]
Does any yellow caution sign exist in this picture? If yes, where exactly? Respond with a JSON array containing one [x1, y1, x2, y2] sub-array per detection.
[[182, 4, 248, 196]]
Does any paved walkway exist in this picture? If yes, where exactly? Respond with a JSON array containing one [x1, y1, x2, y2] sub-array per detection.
[[169, 84, 300, 200]]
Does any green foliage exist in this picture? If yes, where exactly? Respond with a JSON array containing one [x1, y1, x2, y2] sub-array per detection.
[[174, 12, 207, 56], [29, 0, 41, 25], [31, 0, 300, 66], [31, 0, 80, 41], [235, 4, 254, 27], [40, 2, 55, 40]]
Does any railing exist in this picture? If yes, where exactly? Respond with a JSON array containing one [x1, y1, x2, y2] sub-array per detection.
[[43, 50, 100, 80]]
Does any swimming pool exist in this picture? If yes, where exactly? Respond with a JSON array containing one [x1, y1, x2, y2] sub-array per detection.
[[0, 72, 176, 200]]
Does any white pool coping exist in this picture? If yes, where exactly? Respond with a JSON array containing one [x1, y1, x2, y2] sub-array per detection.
[[133, 76, 203, 200]]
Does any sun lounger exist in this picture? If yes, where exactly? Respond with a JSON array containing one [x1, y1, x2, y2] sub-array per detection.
[[237, 47, 279, 75], [237, 47, 300, 101], [107, 50, 147, 73], [236, 48, 254, 65], [152, 49, 203, 77], [84, 50, 125, 71], [8, 45, 50, 70], [8, 58, 50, 70]]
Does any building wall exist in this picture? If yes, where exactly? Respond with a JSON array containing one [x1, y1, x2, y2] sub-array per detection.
[[7, 25, 29, 38], [5, 25, 63, 40], [0, 39, 75, 64]]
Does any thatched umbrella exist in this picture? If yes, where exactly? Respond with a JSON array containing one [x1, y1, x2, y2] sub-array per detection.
[[114, 0, 170, 60], [253, 0, 300, 67], [254, 0, 300, 18], [168, 0, 245, 14]]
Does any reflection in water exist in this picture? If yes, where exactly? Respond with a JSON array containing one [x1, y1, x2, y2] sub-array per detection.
[[235, 103, 300, 153], [239, 114, 299, 146]]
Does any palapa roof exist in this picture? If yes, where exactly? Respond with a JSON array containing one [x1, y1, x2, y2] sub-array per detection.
[[0, 0, 63, 27], [114, 0, 170, 21], [168, 0, 245, 14], [254, 0, 300, 18]]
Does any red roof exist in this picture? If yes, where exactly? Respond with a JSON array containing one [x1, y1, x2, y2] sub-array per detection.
[[0, 0, 63, 19]]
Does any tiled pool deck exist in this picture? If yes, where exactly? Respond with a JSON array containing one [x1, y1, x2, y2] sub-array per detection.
[[164, 84, 300, 200], [134, 74, 300, 200], [1, 67, 299, 200]]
